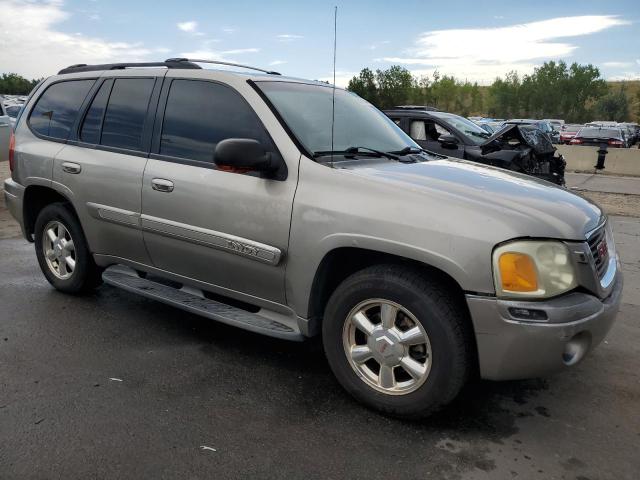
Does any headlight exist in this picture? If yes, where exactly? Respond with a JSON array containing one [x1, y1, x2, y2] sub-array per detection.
[[493, 240, 577, 298]]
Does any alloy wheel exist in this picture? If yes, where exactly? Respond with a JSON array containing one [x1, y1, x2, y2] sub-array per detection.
[[342, 299, 432, 395]]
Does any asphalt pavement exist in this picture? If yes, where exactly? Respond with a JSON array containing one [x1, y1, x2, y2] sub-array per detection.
[[1, 166, 639, 478]]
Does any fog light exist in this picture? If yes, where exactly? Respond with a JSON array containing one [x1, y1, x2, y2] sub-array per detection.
[[562, 332, 591, 366], [508, 307, 548, 322]]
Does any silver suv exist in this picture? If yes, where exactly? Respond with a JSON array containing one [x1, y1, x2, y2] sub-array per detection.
[[3, 59, 623, 418]]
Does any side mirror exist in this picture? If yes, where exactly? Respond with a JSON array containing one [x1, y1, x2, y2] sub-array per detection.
[[214, 138, 275, 173], [438, 134, 459, 148]]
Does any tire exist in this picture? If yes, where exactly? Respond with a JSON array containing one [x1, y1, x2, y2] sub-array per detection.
[[34, 202, 103, 294], [322, 264, 472, 419]]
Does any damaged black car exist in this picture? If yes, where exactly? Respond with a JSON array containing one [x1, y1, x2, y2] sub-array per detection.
[[384, 107, 566, 185]]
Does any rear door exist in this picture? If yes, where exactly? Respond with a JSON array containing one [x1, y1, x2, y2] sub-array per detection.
[[52, 73, 161, 264], [140, 77, 298, 305]]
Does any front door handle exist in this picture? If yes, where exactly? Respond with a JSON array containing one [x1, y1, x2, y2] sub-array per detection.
[[151, 178, 174, 193], [61, 161, 81, 174]]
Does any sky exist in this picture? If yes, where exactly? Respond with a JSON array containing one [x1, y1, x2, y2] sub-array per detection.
[[0, 0, 638, 86]]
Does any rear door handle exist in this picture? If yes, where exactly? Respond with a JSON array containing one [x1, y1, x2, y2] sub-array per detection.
[[151, 178, 174, 193], [61, 161, 81, 174]]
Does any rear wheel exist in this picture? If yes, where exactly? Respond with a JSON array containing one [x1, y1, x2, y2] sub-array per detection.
[[323, 265, 472, 419], [34, 203, 103, 293]]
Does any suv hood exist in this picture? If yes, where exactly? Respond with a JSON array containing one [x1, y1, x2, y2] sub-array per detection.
[[345, 157, 602, 240]]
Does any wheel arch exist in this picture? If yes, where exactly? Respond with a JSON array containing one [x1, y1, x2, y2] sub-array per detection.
[[307, 246, 471, 329], [22, 184, 77, 241]]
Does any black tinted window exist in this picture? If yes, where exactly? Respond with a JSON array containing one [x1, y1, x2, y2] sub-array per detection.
[[29, 80, 94, 140], [160, 80, 269, 162], [80, 80, 112, 144], [101, 78, 154, 151]]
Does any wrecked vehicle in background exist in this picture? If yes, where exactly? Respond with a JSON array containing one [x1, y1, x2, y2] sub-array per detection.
[[384, 107, 566, 185], [478, 124, 566, 185]]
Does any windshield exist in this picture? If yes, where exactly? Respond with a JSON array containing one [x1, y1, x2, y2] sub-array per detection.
[[256, 81, 418, 156], [428, 112, 491, 145], [578, 128, 621, 138]]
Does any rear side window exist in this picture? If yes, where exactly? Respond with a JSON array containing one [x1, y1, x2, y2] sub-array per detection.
[[101, 78, 154, 151], [80, 80, 112, 144], [29, 80, 94, 140], [159, 79, 269, 162]]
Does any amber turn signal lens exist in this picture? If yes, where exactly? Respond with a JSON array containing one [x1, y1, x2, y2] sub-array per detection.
[[498, 252, 538, 292]]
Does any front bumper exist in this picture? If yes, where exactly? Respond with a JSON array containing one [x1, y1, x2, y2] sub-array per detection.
[[3, 178, 25, 234], [466, 272, 623, 381]]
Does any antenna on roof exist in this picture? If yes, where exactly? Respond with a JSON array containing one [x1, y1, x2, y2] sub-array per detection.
[[330, 5, 338, 169]]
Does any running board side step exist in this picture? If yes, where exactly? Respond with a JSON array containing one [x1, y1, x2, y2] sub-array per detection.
[[102, 268, 304, 341]]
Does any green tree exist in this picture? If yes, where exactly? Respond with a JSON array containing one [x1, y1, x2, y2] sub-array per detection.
[[0, 73, 40, 95], [346, 68, 378, 105], [375, 66, 414, 109], [594, 84, 630, 122]]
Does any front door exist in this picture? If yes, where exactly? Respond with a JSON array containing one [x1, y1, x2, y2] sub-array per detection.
[[408, 119, 464, 158], [141, 78, 298, 305]]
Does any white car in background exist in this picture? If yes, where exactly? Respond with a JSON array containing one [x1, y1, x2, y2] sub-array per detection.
[[0, 103, 11, 162]]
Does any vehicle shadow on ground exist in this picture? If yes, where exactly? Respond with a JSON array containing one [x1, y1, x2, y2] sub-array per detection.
[[93, 284, 550, 439]]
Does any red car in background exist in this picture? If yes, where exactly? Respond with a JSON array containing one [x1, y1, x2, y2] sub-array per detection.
[[560, 124, 583, 144]]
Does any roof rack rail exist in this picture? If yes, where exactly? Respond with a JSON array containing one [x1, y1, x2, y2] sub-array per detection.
[[58, 60, 202, 75], [391, 105, 440, 112], [166, 58, 281, 75]]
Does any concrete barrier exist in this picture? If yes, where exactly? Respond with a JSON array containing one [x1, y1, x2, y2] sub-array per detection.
[[556, 145, 640, 177]]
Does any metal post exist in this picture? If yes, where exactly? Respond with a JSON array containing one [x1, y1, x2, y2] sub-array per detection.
[[595, 143, 607, 170]]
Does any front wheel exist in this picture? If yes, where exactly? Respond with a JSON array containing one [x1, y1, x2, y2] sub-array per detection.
[[322, 265, 473, 419], [34, 203, 103, 294]]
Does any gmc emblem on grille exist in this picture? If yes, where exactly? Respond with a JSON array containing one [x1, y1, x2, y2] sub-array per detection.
[[596, 239, 608, 259]]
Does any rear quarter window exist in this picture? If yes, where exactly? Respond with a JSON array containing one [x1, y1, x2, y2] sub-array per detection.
[[28, 80, 95, 140], [100, 78, 155, 151]]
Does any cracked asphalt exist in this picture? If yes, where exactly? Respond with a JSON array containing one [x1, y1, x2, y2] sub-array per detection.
[[1, 160, 639, 479]]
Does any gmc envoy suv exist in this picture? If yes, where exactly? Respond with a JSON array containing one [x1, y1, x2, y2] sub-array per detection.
[[4, 59, 622, 418]]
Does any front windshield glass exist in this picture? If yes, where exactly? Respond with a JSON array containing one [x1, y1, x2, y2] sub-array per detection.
[[429, 112, 491, 145], [256, 81, 418, 155]]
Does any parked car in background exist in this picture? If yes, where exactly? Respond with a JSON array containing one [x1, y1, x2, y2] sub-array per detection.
[[4, 104, 21, 128], [504, 119, 559, 143], [560, 124, 583, 144], [544, 119, 565, 132], [385, 108, 565, 184], [0, 103, 11, 162], [4, 59, 621, 418], [570, 127, 627, 147], [617, 123, 637, 146]]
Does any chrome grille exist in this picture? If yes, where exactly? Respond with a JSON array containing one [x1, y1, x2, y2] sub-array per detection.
[[587, 224, 609, 279]]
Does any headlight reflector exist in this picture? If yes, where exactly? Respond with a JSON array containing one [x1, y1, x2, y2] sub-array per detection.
[[498, 253, 538, 292], [493, 240, 577, 298]]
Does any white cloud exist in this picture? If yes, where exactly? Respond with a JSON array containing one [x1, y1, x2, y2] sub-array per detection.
[[179, 47, 259, 63], [602, 61, 634, 68], [269, 60, 287, 66], [0, 0, 154, 78], [222, 27, 236, 34], [381, 15, 630, 83], [221, 48, 259, 55], [177, 21, 198, 33], [318, 70, 357, 88], [277, 34, 303, 42], [367, 40, 390, 51]]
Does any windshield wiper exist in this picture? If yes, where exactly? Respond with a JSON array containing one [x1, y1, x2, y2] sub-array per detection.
[[389, 146, 423, 155], [313, 146, 400, 161]]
